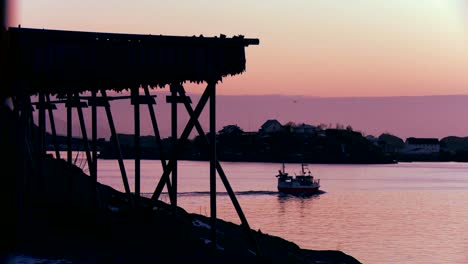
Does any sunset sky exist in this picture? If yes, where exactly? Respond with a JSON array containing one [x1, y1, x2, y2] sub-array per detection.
[[15, 0, 468, 97]]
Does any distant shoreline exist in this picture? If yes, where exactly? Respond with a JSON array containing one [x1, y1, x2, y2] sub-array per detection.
[[97, 155, 400, 165]]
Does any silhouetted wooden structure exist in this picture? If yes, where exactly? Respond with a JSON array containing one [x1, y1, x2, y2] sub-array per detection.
[[4, 27, 259, 254]]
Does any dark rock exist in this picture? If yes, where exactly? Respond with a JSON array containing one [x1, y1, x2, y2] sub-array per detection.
[[10, 157, 361, 264]]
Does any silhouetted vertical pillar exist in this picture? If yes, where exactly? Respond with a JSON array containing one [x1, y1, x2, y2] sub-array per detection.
[[38, 93, 46, 157], [46, 95, 60, 159], [132, 87, 140, 199], [170, 84, 178, 208], [91, 90, 97, 184], [151, 83, 213, 201], [101, 90, 133, 207], [209, 82, 217, 249], [144, 86, 174, 204], [75, 95, 92, 174], [1, 2, 15, 251], [175, 84, 260, 255], [67, 93, 72, 164]]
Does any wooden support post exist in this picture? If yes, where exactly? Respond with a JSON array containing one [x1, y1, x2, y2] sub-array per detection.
[[151, 83, 214, 201], [25, 96, 35, 166], [175, 84, 261, 256], [38, 93, 46, 157], [75, 95, 93, 175], [143, 86, 175, 205], [67, 93, 72, 164], [170, 84, 178, 208], [45, 95, 60, 160], [91, 91, 98, 182], [21, 96, 35, 204], [132, 88, 141, 200], [209, 82, 217, 249], [215, 162, 260, 256], [101, 90, 133, 207], [27, 98, 36, 152], [142, 88, 165, 170]]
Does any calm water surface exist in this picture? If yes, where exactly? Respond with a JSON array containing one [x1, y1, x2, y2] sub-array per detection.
[[91, 158, 468, 264]]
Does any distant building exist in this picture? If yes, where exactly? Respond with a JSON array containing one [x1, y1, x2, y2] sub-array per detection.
[[317, 130, 327, 137], [219, 125, 243, 135], [378, 141, 401, 154], [378, 133, 405, 153], [291, 123, 317, 135], [259, 119, 283, 134], [403, 137, 440, 154], [325, 128, 362, 137], [365, 135, 379, 146]]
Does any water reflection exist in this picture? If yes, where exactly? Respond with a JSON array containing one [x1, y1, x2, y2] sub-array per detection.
[[277, 190, 325, 201], [277, 192, 325, 220], [97, 160, 468, 264]]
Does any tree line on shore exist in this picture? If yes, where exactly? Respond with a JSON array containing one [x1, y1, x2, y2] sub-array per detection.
[[97, 123, 395, 164], [46, 121, 468, 164]]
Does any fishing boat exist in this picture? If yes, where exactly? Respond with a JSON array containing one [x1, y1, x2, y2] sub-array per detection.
[[276, 162, 320, 195]]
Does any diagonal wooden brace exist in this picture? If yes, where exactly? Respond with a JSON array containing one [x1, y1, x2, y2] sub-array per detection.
[[151, 83, 214, 201], [143, 86, 175, 205], [175, 84, 261, 256], [45, 94, 60, 160], [75, 93, 94, 177], [101, 90, 134, 207]]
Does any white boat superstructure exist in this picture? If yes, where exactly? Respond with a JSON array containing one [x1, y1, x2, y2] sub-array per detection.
[[276, 162, 320, 195]]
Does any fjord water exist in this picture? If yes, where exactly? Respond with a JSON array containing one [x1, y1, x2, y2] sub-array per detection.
[[94, 159, 468, 264]]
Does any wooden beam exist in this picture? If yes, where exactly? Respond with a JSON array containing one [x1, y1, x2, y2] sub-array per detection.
[[132, 88, 141, 200], [38, 93, 46, 157], [45, 94, 60, 160], [91, 91, 98, 190], [67, 93, 72, 164], [76, 93, 93, 176], [170, 84, 178, 209], [151, 83, 213, 201], [143, 86, 175, 205], [209, 82, 217, 249], [175, 84, 261, 256], [101, 90, 134, 207]]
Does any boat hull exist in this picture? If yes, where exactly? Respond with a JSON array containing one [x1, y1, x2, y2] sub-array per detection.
[[277, 186, 320, 195]]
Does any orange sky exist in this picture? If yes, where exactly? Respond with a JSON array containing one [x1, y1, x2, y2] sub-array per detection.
[[13, 0, 468, 97]]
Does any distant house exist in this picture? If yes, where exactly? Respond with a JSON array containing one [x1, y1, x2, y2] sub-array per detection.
[[403, 137, 440, 154], [378, 141, 401, 154], [325, 128, 362, 138], [292, 123, 317, 135], [317, 130, 327, 137], [365, 135, 379, 146], [378, 133, 405, 153], [259, 119, 283, 134], [219, 125, 243, 135]]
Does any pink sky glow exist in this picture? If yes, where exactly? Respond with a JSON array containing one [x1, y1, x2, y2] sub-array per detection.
[[12, 1, 468, 138], [13, 0, 468, 97]]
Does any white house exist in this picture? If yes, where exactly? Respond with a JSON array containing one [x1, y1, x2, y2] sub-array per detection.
[[403, 137, 440, 154]]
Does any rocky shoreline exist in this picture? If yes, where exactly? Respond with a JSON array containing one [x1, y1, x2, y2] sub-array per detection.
[[5, 157, 361, 264]]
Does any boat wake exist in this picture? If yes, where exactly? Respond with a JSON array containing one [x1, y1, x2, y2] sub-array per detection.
[[142, 190, 278, 197]]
